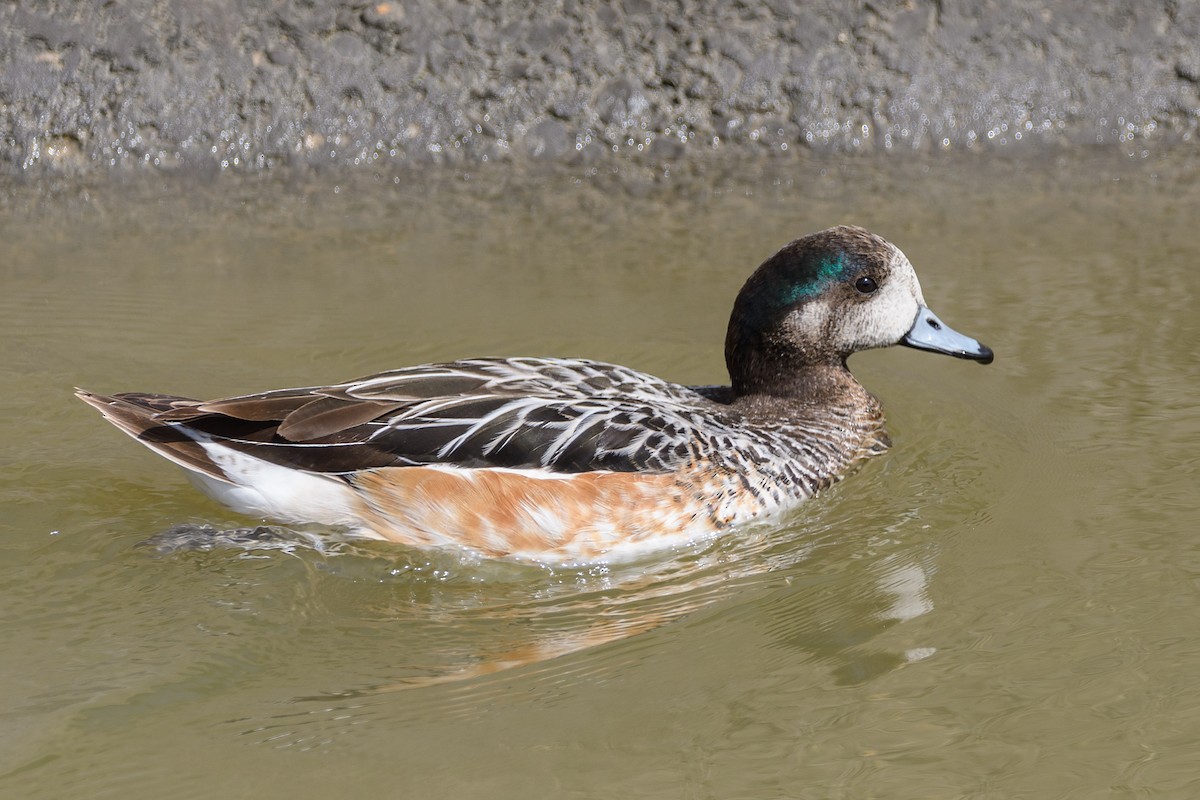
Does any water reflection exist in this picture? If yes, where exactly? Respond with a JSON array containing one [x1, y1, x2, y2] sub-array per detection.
[[214, 532, 940, 750], [130, 486, 943, 749]]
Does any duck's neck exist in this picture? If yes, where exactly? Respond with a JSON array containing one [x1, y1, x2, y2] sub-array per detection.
[[725, 308, 879, 410], [729, 361, 878, 411]]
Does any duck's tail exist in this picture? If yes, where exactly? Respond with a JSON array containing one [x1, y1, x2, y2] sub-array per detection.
[[75, 389, 233, 483], [76, 389, 365, 527]]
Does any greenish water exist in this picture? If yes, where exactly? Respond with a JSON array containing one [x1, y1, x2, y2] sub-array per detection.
[[1, 152, 1198, 798]]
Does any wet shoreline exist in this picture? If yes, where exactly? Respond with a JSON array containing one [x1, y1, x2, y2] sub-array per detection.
[[3, 0, 1198, 176]]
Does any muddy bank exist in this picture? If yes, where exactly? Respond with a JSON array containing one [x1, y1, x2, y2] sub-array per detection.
[[3, 0, 1198, 174]]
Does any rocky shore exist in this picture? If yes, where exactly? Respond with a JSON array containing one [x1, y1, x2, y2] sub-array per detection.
[[3, 0, 1198, 175]]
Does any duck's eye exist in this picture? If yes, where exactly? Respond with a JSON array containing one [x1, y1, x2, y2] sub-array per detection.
[[855, 276, 878, 294]]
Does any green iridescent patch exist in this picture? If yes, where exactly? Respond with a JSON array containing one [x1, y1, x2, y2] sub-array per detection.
[[784, 252, 846, 301], [738, 249, 852, 331]]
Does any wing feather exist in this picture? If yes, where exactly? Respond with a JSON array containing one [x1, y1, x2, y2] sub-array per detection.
[[275, 396, 405, 441], [134, 358, 738, 475]]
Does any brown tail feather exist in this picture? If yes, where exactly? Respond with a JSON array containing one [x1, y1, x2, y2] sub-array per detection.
[[75, 389, 234, 484]]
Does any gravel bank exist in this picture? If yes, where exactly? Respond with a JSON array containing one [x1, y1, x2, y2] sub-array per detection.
[[3, 0, 1198, 174]]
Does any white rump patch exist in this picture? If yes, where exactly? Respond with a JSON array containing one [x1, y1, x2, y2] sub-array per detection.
[[189, 439, 361, 527]]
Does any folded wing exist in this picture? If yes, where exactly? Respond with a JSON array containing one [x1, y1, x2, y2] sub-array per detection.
[[83, 358, 733, 478]]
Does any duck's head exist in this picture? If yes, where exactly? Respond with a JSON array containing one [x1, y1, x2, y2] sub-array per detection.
[[726, 225, 993, 397]]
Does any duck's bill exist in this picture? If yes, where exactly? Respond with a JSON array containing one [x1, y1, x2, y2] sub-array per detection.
[[902, 306, 994, 364]]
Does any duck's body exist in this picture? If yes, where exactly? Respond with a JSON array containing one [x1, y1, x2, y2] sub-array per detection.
[[79, 226, 992, 562], [78, 358, 889, 560]]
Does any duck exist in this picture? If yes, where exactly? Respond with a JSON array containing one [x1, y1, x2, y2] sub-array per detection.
[[78, 225, 992, 562]]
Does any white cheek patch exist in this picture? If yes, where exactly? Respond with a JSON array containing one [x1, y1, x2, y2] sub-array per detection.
[[890, 246, 926, 306], [835, 245, 924, 351], [786, 298, 830, 332], [783, 299, 832, 354]]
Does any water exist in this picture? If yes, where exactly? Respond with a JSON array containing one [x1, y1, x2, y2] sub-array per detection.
[[2, 151, 1198, 798]]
